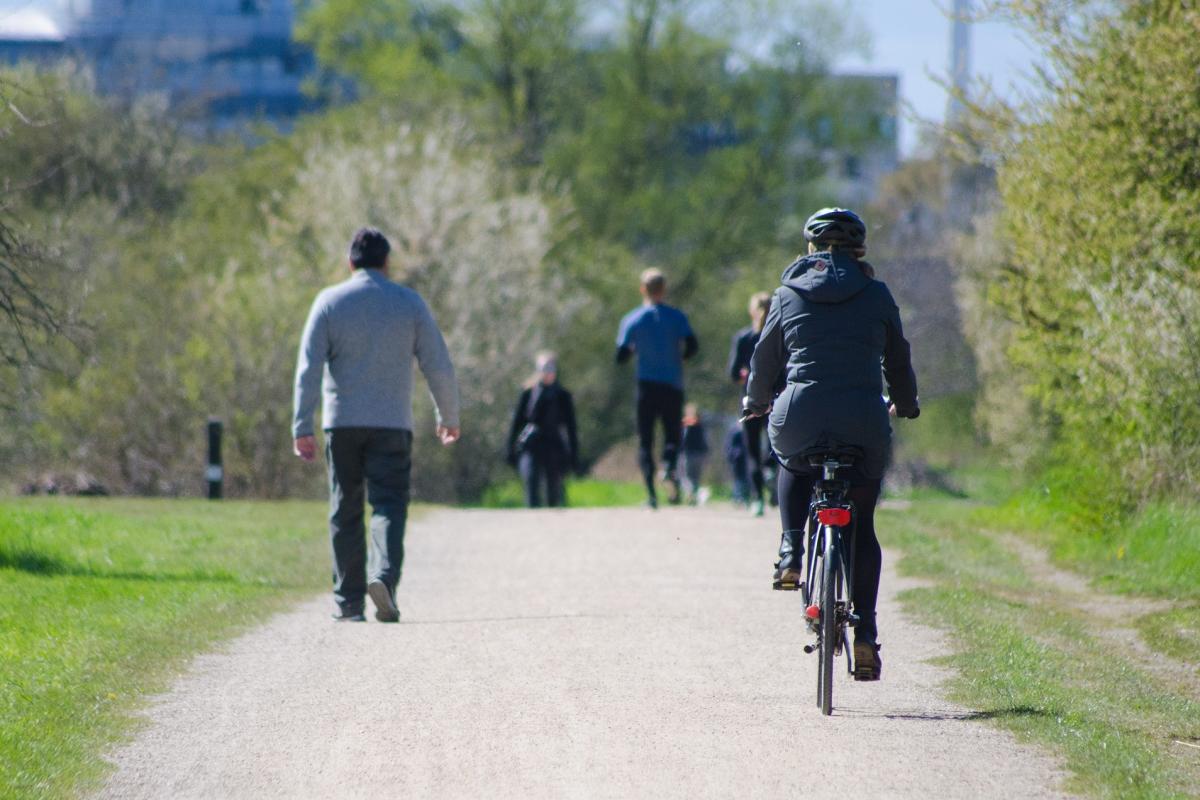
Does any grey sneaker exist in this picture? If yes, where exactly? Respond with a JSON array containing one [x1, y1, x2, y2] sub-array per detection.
[[367, 579, 400, 623], [331, 610, 366, 622]]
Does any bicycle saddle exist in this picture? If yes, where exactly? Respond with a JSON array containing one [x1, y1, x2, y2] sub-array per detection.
[[801, 444, 865, 468]]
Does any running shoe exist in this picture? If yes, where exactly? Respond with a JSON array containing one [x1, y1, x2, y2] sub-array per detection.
[[666, 476, 682, 505]]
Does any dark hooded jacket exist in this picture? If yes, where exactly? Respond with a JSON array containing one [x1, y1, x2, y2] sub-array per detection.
[[744, 250, 918, 478]]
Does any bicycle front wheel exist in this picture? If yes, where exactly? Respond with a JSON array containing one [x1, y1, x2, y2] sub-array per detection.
[[819, 526, 839, 716]]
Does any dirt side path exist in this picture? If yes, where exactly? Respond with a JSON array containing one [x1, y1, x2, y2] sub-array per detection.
[[98, 507, 1073, 799]]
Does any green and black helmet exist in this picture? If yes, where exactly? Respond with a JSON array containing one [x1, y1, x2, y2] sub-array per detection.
[[803, 207, 867, 248]]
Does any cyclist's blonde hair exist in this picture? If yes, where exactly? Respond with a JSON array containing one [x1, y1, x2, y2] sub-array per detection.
[[806, 241, 873, 277], [807, 241, 867, 259]]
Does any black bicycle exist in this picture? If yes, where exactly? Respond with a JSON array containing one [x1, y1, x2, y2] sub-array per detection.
[[796, 448, 864, 716]]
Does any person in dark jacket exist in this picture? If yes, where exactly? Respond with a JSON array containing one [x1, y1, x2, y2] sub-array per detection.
[[506, 352, 579, 508], [728, 291, 774, 516], [680, 403, 710, 504], [743, 207, 919, 681]]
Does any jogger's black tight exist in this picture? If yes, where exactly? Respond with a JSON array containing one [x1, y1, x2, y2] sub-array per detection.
[[635, 380, 683, 500], [778, 466, 882, 638]]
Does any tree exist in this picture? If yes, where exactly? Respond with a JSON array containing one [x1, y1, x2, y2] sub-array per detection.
[[0, 76, 73, 375], [295, 0, 892, 470], [962, 2, 1200, 500]]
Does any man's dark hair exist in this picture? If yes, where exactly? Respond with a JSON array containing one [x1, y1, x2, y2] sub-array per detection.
[[349, 227, 391, 269]]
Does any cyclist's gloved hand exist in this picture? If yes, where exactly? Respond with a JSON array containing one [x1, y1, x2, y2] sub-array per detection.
[[740, 395, 768, 423]]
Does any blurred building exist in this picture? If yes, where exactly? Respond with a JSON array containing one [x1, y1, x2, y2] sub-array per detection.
[[0, 9, 66, 65], [814, 74, 901, 206], [0, 1, 314, 131]]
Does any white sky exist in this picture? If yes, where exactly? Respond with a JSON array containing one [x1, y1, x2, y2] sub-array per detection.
[[1, 0, 1041, 156]]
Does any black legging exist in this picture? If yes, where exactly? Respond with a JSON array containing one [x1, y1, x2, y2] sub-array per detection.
[[636, 380, 683, 499], [742, 415, 767, 503], [778, 467, 882, 638]]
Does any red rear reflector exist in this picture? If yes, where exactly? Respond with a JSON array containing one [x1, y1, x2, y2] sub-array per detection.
[[817, 507, 852, 526], [805, 604, 820, 619]]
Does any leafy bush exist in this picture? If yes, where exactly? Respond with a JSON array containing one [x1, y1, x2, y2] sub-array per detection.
[[963, 3, 1200, 502]]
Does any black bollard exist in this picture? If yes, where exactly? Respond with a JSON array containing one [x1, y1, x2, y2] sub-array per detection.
[[206, 418, 223, 500]]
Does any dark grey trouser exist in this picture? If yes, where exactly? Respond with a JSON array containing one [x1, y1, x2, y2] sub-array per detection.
[[326, 427, 412, 614], [518, 451, 565, 508], [682, 453, 706, 496]]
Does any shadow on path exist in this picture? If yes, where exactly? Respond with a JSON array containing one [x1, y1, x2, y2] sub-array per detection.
[[0, 547, 240, 584], [834, 705, 1051, 722], [399, 612, 689, 626]]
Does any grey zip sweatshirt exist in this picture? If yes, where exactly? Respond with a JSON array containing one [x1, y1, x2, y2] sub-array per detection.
[[292, 268, 460, 437]]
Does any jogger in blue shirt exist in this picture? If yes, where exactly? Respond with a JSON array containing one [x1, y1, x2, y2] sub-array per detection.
[[616, 268, 698, 508]]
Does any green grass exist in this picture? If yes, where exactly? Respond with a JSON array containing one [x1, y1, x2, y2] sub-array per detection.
[[478, 478, 647, 508], [882, 497, 1200, 799], [974, 491, 1200, 604], [0, 497, 329, 800], [1136, 606, 1200, 668]]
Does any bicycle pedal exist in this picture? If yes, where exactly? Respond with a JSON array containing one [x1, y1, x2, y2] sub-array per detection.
[[772, 579, 803, 591]]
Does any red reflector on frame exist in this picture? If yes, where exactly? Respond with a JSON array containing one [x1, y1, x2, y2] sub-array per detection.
[[817, 507, 852, 526]]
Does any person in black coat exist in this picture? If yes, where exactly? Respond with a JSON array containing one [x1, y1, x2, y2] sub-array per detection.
[[506, 352, 579, 508], [744, 208, 919, 680], [727, 291, 774, 516]]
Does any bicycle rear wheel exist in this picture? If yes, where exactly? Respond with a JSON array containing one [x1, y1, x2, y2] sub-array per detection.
[[818, 527, 839, 716]]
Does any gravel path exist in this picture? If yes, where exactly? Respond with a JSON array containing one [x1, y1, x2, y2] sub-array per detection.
[[99, 507, 1073, 799]]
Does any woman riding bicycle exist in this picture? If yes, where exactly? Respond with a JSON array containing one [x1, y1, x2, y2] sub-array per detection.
[[742, 207, 919, 681]]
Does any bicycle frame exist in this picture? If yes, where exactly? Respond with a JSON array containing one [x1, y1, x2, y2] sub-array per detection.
[[802, 460, 858, 624], [800, 457, 859, 714]]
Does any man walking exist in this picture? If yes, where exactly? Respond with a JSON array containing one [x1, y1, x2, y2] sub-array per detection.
[[615, 268, 698, 508], [293, 227, 460, 622]]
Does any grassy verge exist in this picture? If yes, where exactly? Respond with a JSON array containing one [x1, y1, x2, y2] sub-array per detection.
[[478, 478, 647, 508], [881, 498, 1200, 799], [973, 488, 1200, 660], [0, 497, 329, 800], [975, 491, 1200, 602]]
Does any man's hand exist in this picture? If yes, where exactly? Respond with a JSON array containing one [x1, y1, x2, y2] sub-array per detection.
[[437, 425, 461, 446], [293, 435, 317, 462]]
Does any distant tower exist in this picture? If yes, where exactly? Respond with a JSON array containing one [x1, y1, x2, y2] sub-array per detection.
[[947, 0, 972, 125]]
